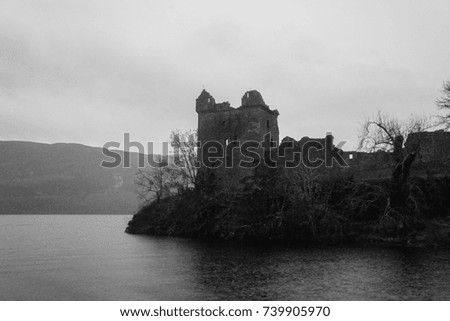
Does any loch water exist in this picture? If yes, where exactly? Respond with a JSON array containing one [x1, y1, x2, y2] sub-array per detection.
[[0, 215, 449, 300]]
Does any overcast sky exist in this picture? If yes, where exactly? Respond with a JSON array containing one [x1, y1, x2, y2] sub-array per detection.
[[1, 0, 450, 151]]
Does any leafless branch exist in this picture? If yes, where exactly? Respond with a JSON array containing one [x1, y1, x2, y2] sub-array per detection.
[[436, 80, 450, 130], [358, 111, 433, 152]]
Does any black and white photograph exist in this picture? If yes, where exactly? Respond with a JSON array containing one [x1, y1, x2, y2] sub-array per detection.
[[1, 0, 450, 319]]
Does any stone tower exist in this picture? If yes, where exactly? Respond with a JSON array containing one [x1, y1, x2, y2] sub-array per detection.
[[196, 89, 279, 188]]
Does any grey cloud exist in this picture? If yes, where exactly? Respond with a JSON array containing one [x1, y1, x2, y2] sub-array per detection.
[[1, 0, 449, 150]]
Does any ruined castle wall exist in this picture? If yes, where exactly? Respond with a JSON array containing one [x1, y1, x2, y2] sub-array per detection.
[[406, 131, 450, 163], [342, 151, 395, 179], [340, 131, 450, 179], [405, 131, 450, 176], [197, 106, 279, 189], [196, 90, 280, 189], [198, 106, 279, 145], [196, 90, 450, 187]]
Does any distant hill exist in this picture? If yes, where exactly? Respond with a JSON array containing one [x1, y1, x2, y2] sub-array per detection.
[[0, 141, 154, 214]]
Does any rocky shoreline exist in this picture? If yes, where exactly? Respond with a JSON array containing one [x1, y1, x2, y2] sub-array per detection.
[[126, 175, 450, 249]]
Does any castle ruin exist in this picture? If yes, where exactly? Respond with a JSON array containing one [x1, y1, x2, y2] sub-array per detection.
[[195, 89, 450, 187], [196, 89, 280, 187]]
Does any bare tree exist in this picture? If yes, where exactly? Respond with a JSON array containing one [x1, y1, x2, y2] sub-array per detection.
[[358, 111, 434, 205], [286, 166, 326, 203], [135, 129, 199, 205], [436, 80, 450, 130], [135, 161, 192, 204], [135, 160, 168, 204], [358, 111, 432, 153], [170, 129, 198, 186]]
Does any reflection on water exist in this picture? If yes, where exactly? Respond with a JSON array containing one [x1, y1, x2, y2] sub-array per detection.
[[0, 215, 449, 300]]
